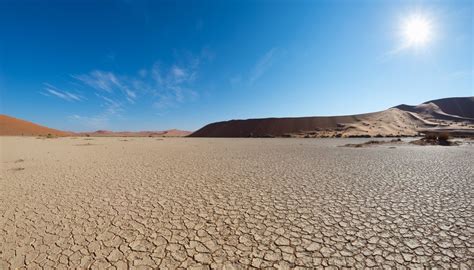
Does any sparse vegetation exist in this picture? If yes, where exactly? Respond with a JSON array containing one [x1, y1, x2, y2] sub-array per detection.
[[410, 132, 458, 146], [438, 132, 450, 141], [36, 134, 58, 139], [342, 138, 402, 148], [75, 143, 95, 146], [347, 134, 371, 138]]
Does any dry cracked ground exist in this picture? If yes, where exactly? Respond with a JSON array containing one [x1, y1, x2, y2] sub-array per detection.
[[0, 137, 473, 269]]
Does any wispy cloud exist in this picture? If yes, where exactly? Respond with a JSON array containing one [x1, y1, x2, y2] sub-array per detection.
[[73, 70, 137, 103], [171, 66, 186, 78], [250, 48, 278, 84], [148, 57, 202, 109], [72, 62, 198, 107], [57, 49, 211, 130], [153, 94, 178, 110], [68, 95, 124, 131], [98, 95, 124, 115], [68, 114, 109, 130], [41, 83, 84, 102], [230, 48, 280, 88], [72, 71, 121, 93]]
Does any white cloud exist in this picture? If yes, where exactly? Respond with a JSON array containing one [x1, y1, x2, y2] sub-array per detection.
[[42, 83, 83, 102], [229, 48, 279, 87], [65, 49, 210, 128], [148, 58, 202, 109], [73, 70, 121, 93], [171, 66, 186, 78], [125, 89, 136, 99], [42, 49, 216, 131], [73, 70, 138, 104], [138, 69, 148, 78], [153, 95, 178, 110], [151, 63, 164, 86], [68, 95, 123, 130], [250, 48, 278, 84], [68, 114, 109, 130], [97, 95, 123, 115]]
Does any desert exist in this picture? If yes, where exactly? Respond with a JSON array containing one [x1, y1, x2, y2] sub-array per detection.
[[1, 97, 474, 269], [1, 136, 473, 269], [1, 1, 473, 269]]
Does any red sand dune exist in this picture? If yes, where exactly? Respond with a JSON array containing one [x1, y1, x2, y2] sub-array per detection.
[[0, 115, 191, 137], [190, 97, 474, 137], [0, 114, 72, 136], [2, 97, 472, 138], [78, 129, 191, 137], [190, 114, 370, 137]]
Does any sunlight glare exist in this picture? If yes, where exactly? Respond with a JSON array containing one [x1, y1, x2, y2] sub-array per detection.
[[401, 14, 433, 48]]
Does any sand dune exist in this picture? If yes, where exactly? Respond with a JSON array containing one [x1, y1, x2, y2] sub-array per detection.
[[78, 129, 191, 137], [394, 97, 474, 122], [191, 113, 371, 137], [427, 96, 474, 119], [191, 97, 474, 137], [0, 115, 191, 137], [0, 114, 72, 136], [2, 97, 472, 138]]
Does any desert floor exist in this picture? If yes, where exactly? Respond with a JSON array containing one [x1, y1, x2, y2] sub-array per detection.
[[0, 137, 473, 269]]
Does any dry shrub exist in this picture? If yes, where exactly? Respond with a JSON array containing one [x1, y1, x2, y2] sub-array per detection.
[[411, 131, 457, 146], [45, 133, 58, 139], [424, 133, 437, 140], [437, 132, 450, 141]]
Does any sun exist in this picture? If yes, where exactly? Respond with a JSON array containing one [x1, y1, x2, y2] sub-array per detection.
[[401, 14, 433, 48]]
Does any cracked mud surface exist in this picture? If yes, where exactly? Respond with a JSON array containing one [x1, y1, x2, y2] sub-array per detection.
[[1, 137, 473, 269]]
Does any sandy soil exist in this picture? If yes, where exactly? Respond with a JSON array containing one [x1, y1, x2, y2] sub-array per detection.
[[1, 137, 473, 269]]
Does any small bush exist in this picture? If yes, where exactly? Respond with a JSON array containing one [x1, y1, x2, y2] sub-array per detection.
[[437, 132, 450, 141], [424, 133, 437, 140], [412, 131, 457, 146]]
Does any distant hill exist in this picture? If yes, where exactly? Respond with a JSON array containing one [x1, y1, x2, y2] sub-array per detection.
[[3, 97, 472, 138], [0, 115, 191, 137], [78, 129, 191, 137], [428, 97, 474, 119], [190, 97, 474, 138], [0, 114, 72, 136], [395, 97, 474, 121]]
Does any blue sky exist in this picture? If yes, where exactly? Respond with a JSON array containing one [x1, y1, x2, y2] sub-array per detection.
[[0, 0, 472, 131]]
